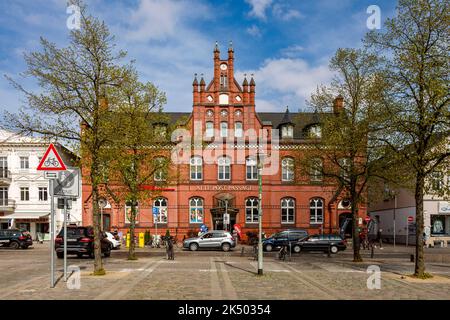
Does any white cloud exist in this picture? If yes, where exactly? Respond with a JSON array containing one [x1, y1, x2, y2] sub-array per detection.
[[280, 45, 304, 58], [246, 25, 262, 38], [245, 0, 273, 20], [126, 0, 210, 41], [272, 3, 303, 21], [236, 58, 333, 111]]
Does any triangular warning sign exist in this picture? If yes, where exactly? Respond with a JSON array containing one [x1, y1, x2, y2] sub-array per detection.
[[37, 143, 67, 171]]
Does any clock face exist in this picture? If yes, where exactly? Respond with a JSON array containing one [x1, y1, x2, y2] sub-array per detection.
[[220, 63, 227, 70]]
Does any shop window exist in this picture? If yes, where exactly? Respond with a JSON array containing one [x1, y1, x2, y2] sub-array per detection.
[[245, 197, 259, 223], [189, 197, 204, 223], [153, 198, 168, 224], [431, 215, 446, 235]]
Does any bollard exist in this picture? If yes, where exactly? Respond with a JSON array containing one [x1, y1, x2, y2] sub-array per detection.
[[241, 247, 245, 257], [327, 245, 331, 258]]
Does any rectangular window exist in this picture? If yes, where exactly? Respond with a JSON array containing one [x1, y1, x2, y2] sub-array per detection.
[[0, 187, 8, 205], [20, 157, 29, 169], [125, 202, 139, 224], [234, 122, 243, 137], [205, 122, 214, 138], [20, 187, 29, 201], [0, 157, 7, 178], [220, 122, 228, 138], [38, 187, 48, 201]]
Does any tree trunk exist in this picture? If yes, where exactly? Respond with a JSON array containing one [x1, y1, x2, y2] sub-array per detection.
[[91, 183, 105, 275], [128, 202, 137, 260], [351, 200, 362, 262], [414, 172, 427, 277]]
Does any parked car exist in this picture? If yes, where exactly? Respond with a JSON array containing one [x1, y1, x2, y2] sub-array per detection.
[[0, 229, 33, 249], [292, 234, 347, 254], [55, 226, 111, 258], [262, 229, 308, 252], [183, 230, 236, 252], [105, 231, 121, 249]]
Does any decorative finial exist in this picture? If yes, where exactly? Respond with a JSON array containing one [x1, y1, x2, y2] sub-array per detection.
[[214, 41, 219, 52]]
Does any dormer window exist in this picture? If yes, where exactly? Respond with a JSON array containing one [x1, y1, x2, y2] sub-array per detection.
[[281, 125, 294, 138], [309, 125, 322, 138], [154, 124, 167, 138]]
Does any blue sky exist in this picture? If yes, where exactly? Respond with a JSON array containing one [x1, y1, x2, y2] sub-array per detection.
[[0, 0, 397, 113]]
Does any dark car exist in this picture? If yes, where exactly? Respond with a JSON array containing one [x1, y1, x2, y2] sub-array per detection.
[[0, 229, 33, 249], [263, 229, 308, 252], [55, 226, 111, 258], [293, 234, 347, 254]]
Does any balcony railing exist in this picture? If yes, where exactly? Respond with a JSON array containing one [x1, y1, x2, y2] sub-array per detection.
[[0, 199, 16, 211], [0, 169, 12, 184]]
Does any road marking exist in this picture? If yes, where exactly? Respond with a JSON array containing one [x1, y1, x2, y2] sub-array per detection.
[[218, 261, 238, 299], [210, 258, 222, 299], [95, 258, 163, 300]]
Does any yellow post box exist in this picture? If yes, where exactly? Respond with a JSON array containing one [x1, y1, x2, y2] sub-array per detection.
[[126, 233, 130, 248], [139, 232, 145, 248]]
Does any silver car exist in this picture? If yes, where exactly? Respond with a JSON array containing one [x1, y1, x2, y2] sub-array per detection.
[[183, 231, 236, 252]]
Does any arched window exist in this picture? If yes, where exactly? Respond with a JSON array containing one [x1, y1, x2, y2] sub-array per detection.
[[189, 197, 204, 223], [153, 197, 168, 224], [218, 156, 231, 180], [310, 158, 323, 182], [220, 122, 228, 137], [282, 158, 294, 181], [246, 157, 258, 180], [154, 157, 166, 181], [190, 156, 203, 180], [310, 198, 324, 224], [234, 122, 243, 137], [205, 122, 214, 138], [281, 198, 295, 223], [245, 197, 259, 223]]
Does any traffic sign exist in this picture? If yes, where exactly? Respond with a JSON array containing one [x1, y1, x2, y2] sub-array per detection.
[[408, 216, 414, 222], [152, 207, 159, 216], [365, 216, 371, 222], [53, 168, 80, 197], [37, 144, 67, 171], [44, 172, 57, 179]]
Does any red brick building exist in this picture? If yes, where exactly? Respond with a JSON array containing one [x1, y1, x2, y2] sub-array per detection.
[[81, 43, 366, 240]]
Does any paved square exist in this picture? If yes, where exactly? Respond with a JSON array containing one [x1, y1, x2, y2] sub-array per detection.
[[1, 244, 449, 300]]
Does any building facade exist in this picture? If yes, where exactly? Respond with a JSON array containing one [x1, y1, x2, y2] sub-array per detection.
[[81, 44, 366, 240], [369, 174, 450, 246], [0, 130, 82, 240]]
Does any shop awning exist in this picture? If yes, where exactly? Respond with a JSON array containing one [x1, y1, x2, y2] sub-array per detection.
[[0, 213, 50, 219]]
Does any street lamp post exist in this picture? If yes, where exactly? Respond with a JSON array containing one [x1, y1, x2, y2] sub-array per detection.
[[257, 153, 264, 275]]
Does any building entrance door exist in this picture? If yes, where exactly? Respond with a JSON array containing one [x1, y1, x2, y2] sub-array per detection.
[[211, 193, 238, 231]]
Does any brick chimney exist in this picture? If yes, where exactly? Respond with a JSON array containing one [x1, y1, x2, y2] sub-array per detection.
[[333, 95, 344, 114]]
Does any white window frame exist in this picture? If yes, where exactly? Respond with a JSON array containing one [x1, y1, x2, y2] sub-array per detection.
[[189, 197, 204, 224], [309, 125, 322, 138], [20, 156, 29, 169], [218, 156, 231, 181], [310, 198, 324, 224], [38, 187, 48, 201], [310, 158, 323, 182], [281, 198, 295, 224], [282, 158, 294, 181], [245, 197, 259, 223], [20, 187, 30, 201], [246, 157, 258, 180], [154, 157, 166, 181], [153, 197, 168, 224], [190, 156, 203, 181]]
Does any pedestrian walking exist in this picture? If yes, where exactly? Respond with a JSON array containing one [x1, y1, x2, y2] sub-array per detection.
[[167, 237, 174, 260], [377, 228, 383, 249]]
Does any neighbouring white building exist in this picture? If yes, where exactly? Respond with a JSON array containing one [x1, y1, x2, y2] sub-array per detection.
[[369, 175, 450, 247], [0, 130, 82, 240]]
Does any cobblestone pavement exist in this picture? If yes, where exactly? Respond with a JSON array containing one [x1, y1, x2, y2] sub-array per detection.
[[1, 243, 449, 300]]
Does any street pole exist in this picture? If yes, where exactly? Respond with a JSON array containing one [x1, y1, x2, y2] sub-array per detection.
[[100, 206, 103, 232], [225, 200, 228, 231], [50, 179, 55, 288], [63, 198, 67, 282], [257, 156, 263, 276]]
